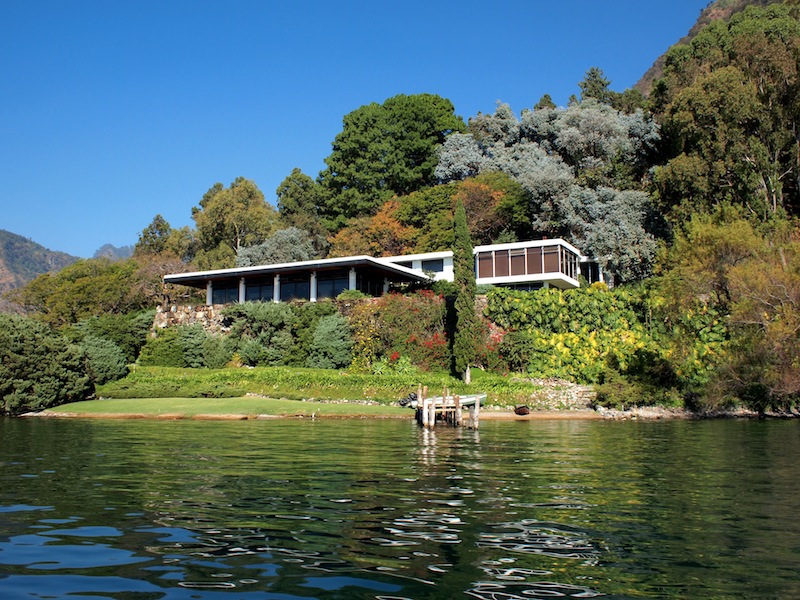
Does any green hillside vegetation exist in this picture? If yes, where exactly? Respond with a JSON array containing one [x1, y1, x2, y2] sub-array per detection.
[[0, 229, 77, 299], [3, 2, 800, 416], [635, 0, 784, 95]]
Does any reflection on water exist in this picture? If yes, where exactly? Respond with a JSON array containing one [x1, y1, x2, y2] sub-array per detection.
[[2, 417, 800, 598]]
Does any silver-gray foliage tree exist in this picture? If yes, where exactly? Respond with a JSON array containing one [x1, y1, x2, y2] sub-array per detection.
[[236, 227, 317, 267], [557, 187, 657, 284], [435, 100, 660, 282]]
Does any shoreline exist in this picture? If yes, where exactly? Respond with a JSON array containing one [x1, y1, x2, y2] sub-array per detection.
[[25, 406, 798, 421]]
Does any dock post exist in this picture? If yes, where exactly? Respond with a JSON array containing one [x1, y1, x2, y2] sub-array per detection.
[[455, 396, 462, 427], [421, 397, 429, 428], [428, 396, 436, 428], [474, 394, 480, 429]]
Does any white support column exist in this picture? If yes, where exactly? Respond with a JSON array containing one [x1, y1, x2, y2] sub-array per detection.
[[348, 267, 357, 291], [273, 274, 281, 303], [206, 281, 213, 305], [238, 277, 246, 303], [310, 271, 317, 302], [383, 278, 389, 294]]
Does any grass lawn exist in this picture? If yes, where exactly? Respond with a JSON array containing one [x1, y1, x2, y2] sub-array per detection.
[[46, 396, 411, 418]]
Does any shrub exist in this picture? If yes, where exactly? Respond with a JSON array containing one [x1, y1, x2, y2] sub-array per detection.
[[224, 302, 296, 366], [306, 314, 354, 369], [349, 291, 449, 371], [0, 314, 92, 415], [202, 334, 235, 369], [178, 324, 208, 368], [80, 336, 128, 384], [138, 328, 185, 367], [337, 289, 369, 301], [288, 301, 338, 366], [68, 309, 156, 363]]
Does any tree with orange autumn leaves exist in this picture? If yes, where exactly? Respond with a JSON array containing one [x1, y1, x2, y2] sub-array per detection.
[[327, 172, 529, 257]]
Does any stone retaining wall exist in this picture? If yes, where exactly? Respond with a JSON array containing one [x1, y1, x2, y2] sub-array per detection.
[[153, 304, 231, 333]]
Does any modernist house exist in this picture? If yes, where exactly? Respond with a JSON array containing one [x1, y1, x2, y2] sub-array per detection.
[[163, 238, 600, 305]]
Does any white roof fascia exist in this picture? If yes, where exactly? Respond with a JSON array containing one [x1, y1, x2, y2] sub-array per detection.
[[473, 238, 585, 259], [164, 255, 429, 284], [381, 251, 453, 263]]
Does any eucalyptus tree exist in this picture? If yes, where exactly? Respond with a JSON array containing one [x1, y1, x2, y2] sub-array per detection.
[[652, 3, 800, 219], [557, 187, 658, 284], [192, 177, 277, 257]]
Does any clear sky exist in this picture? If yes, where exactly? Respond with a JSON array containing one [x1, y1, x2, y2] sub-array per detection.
[[1, 0, 710, 258]]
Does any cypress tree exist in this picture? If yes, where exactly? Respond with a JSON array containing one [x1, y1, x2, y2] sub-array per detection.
[[452, 199, 476, 383]]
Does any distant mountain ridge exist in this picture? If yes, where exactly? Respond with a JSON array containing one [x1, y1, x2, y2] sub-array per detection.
[[635, 0, 783, 95], [0, 229, 78, 311]]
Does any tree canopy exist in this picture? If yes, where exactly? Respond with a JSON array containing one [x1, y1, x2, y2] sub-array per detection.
[[192, 177, 278, 265], [317, 93, 466, 231]]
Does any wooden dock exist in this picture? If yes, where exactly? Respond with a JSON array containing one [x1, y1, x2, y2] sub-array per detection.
[[413, 385, 484, 429]]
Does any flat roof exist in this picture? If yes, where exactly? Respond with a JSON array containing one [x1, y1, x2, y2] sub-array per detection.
[[164, 255, 430, 288], [473, 238, 584, 257]]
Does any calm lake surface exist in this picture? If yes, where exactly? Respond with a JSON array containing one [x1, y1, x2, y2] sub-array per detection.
[[1, 417, 799, 599]]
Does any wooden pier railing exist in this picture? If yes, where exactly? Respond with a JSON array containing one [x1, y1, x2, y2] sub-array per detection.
[[414, 385, 481, 429]]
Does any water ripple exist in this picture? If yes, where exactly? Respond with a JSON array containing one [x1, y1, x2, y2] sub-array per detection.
[[478, 520, 600, 562]]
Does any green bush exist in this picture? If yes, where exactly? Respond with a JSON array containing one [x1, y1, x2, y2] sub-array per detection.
[[289, 301, 338, 366], [349, 291, 449, 371], [202, 334, 235, 369], [306, 314, 353, 369], [80, 336, 128, 385], [485, 286, 658, 384], [68, 309, 156, 363], [138, 328, 185, 367], [0, 314, 92, 415], [336, 289, 369, 301], [178, 324, 207, 368], [224, 302, 296, 366]]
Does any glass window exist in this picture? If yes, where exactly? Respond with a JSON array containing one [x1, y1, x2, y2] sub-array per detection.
[[280, 275, 310, 302], [494, 250, 510, 277], [510, 249, 526, 276], [317, 272, 349, 299], [245, 281, 274, 302], [212, 283, 239, 305], [421, 258, 444, 272], [543, 246, 560, 273], [527, 247, 543, 274], [477, 252, 493, 278]]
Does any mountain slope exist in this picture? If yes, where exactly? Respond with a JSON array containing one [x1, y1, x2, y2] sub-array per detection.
[[0, 230, 78, 311], [635, 0, 783, 95]]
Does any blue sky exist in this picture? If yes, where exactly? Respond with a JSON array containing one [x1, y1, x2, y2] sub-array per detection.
[[1, 0, 710, 258]]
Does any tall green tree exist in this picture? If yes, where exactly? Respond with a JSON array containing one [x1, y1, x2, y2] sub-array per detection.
[[276, 168, 329, 251], [134, 214, 172, 256], [317, 93, 465, 231], [653, 4, 800, 220], [579, 67, 613, 104], [192, 177, 277, 260], [452, 199, 476, 383]]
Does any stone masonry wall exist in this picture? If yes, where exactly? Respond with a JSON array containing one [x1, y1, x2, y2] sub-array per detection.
[[153, 304, 231, 334]]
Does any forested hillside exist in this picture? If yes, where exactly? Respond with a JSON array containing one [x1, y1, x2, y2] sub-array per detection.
[[635, 0, 783, 94], [0, 230, 77, 312], [5, 1, 800, 415]]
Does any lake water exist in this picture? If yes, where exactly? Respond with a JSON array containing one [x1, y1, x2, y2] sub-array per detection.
[[1, 416, 799, 599]]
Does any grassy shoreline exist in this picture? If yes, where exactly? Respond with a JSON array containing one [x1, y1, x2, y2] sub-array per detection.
[[31, 365, 606, 420], [90, 365, 584, 408]]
